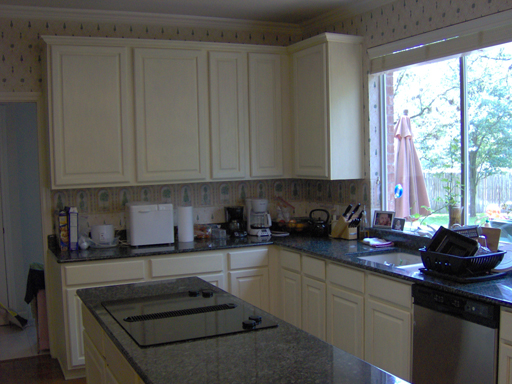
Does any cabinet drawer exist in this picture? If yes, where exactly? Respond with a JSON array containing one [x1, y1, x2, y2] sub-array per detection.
[[302, 255, 325, 280], [64, 260, 145, 286], [501, 309, 512, 341], [366, 273, 412, 309], [327, 262, 364, 293], [280, 250, 301, 272], [150, 253, 224, 278], [228, 248, 269, 270]]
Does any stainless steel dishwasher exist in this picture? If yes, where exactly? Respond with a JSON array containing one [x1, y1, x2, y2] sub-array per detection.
[[412, 284, 500, 384]]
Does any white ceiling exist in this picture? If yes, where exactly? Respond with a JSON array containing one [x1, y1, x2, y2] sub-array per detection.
[[0, 0, 395, 25]]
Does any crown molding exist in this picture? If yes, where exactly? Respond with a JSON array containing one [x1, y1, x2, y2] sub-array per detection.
[[0, 4, 302, 35]]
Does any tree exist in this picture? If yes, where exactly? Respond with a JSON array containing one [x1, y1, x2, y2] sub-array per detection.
[[392, 42, 512, 218]]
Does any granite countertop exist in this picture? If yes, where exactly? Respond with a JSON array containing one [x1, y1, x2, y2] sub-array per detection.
[[49, 233, 512, 309], [50, 236, 274, 262], [77, 276, 408, 384]]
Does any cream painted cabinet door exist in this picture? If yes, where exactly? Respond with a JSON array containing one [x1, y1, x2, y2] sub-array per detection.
[[48, 45, 133, 188], [248, 53, 283, 178], [290, 34, 363, 180], [499, 341, 512, 384], [229, 268, 269, 311], [292, 44, 328, 178], [301, 276, 326, 341], [134, 48, 209, 183], [365, 298, 411, 381], [280, 268, 302, 328], [326, 284, 364, 359], [83, 332, 106, 384], [209, 51, 247, 179]]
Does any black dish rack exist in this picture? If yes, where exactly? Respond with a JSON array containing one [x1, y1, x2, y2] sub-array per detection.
[[420, 247, 505, 276]]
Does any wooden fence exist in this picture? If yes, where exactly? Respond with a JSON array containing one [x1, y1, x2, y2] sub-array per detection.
[[423, 172, 512, 213]]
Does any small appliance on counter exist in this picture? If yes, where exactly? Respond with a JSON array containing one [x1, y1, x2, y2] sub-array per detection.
[[126, 202, 174, 247], [247, 199, 272, 237], [225, 206, 247, 237], [309, 209, 330, 237]]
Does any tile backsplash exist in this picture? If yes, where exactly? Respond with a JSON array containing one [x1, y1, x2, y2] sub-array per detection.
[[51, 178, 369, 232]]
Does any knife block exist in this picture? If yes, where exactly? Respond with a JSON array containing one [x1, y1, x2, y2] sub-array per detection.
[[340, 225, 357, 240]]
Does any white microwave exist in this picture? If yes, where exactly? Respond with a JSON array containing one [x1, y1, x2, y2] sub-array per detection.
[[126, 202, 174, 246]]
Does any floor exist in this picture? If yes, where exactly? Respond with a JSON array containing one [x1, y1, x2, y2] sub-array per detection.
[[0, 321, 86, 383], [0, 320, 40, 361]]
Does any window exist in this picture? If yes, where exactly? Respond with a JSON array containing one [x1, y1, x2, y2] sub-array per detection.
[[382, 41, 512, 240]]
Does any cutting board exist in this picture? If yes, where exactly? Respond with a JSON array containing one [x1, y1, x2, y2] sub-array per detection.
[[481, 227, 501, 252]]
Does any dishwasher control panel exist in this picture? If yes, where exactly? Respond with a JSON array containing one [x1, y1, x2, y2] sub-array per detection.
[[413, 284, 499, 328]]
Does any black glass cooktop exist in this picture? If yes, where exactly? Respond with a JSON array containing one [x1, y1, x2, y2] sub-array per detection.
[[102, 289, 278, 347]]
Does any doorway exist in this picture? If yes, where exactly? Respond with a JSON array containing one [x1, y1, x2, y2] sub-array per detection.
[[0, 96, 48, 360]]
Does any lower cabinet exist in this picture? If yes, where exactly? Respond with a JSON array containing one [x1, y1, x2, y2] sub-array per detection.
[[326, 263, 364, 359], [499, 309, 512, 384], [228, 247, 270, 312], [276, 247, 412, 382], [47, 246, 269, 379], [82, 304, 143, 384], [302, 276, 326, 340], [280, 268, 302, 327], [364, 274, 412, 381]]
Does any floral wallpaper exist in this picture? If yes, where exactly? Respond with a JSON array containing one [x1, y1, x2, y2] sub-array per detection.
[[2, 0, 512, 229]]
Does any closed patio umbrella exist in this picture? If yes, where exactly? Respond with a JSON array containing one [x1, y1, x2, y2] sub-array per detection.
[[394, 111, 430, 219]]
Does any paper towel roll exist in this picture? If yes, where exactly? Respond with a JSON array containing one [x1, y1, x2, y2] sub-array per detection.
[[178, 206, 194, 242]]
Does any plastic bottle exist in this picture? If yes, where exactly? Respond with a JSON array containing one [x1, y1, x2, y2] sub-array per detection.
[[484, 219, 491, 228]]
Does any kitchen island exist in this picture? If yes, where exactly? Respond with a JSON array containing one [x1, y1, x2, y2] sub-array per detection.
[[77, 276, 409, 384], [47, 232, 512, 382]]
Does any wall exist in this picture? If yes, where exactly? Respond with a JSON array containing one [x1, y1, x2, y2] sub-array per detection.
[[2, 0, 511, 232], [308, 0, 512, 213]]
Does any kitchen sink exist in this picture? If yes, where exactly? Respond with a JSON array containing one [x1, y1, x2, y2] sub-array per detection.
[[357, 252, 423, 269]]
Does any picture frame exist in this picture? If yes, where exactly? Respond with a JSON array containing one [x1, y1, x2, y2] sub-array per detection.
[[392, 218, 405, 231], [373, 210, 395, 229]]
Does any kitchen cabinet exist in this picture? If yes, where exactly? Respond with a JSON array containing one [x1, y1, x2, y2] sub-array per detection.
[[44, 36, 289, 188], [499, 309, 512, 384], [278, 249, 302, 328], [289, 33, 364, 180], [134, 47, 209, 183], [228, 248, 270, 311], [275, 246, 412, 381], [248, 53, 284, 178], [301, 255, 326, 341], [82, 304, 143, 384], [209, 51, 248, 180], [302, 276, 326, 340], [45, 43, 134, 188], [326, 263, 364, 359], [47, 246, 269, 379], [364, 273, 412, 381]]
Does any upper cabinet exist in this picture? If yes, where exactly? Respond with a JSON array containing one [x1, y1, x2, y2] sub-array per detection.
[[46, 44, 134, 188], [209, 51, 248, 180], [133, 48, 209, 183], [44, 33, 362, 188], [289, 33, 364, 180], [248, 53, 284, 178]]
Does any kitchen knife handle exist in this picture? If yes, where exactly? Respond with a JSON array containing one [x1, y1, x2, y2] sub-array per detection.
[[347, 203, 361, 221], [342, 204, 352, 218]]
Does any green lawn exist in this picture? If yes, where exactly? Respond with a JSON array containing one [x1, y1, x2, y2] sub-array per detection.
[[408, 213, 489, 228]]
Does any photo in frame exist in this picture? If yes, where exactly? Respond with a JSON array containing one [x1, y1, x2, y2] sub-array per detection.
[[373, 210, 395, 228], [392, 218, 405, 231]]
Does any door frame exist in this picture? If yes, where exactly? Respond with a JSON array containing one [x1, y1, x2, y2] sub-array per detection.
[[0, 92, 51, 311]]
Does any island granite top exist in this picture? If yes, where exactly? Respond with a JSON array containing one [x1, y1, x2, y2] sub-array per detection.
[[77, 276, 408, 384]]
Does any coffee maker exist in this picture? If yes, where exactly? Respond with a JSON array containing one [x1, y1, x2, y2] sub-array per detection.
[[247, 199, 272, 237], [225, 206, 247, 237]]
